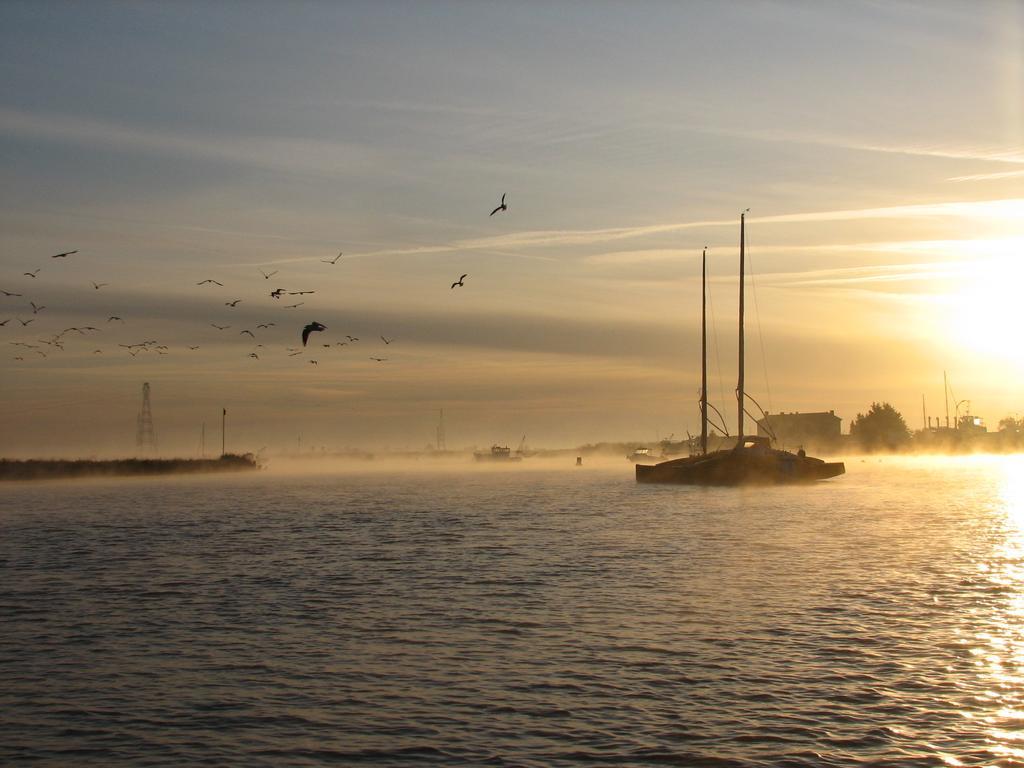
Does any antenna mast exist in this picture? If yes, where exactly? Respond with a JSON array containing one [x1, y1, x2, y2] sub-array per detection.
[[136, 382, 157, 455]]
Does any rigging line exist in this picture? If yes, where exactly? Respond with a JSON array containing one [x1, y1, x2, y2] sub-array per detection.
[[705, 259, 728, 430], [746, 229, 774, 417]]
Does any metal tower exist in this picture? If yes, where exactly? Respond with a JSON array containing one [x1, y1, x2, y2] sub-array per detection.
[[436, 409, 446, 452], [136, 382, 158, 455]]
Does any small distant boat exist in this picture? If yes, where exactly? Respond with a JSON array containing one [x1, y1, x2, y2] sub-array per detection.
[[627, 447, 653, 462], [474, 444, 522, 462], [637, 213, 844, 486]]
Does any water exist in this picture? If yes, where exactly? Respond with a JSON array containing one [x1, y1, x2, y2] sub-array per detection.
[[3, 456, 1024, 766]]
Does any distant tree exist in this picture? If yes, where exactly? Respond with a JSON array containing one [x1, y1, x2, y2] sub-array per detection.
[[998, 416, 1024, 433], [850, 402, 911, 451]]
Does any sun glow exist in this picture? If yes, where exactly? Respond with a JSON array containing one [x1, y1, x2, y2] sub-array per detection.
[[943, 238, 1024, 374]]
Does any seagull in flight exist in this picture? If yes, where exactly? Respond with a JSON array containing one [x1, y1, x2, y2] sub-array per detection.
[[2, 290, 22, 297], [29, 302, 45, 314], [24, 269, 40, 278], [345, 335, 359, 342], [301, 321, 327, 346], [288, 290, 315, 296], [197, 279, 223, 286], [108, 316, 123, 322], [369, 357, 388, 362], [248, 352, 259, 359], [381, 336, 393, 345], [211, 323, 230, 330], [284, 302, 304, 309], [18, 318, 34, 326], [270, 288, 285, 299], [308, 360, 318, 365], [240, 329, 255, 338], [225, 299, 242, 307], [91, 282, 108, 290], [52, 250, 78, 259], [451, 274, 467, 289], [257, 322, 275, 329], [288, 350, 303, 356], [259, 269, 278, 280], [189, 345, 200, 350], [0, 319, 9, 326], [489, 193, 507, 217], [321, 252, 343, 265]]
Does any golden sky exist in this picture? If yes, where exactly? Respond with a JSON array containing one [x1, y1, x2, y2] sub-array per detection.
[[1, 2, 1022, 455]]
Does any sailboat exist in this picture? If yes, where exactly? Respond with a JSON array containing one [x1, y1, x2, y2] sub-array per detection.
[[636, 212, 845, 485]]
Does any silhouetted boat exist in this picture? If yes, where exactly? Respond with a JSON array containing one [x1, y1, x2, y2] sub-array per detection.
[[474, 444, 522, 462], [636, 213, 844, 486], [622, 444, 647, 462]]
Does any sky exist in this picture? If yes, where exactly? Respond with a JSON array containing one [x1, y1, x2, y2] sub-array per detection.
[[1, 0, 1022, 456]]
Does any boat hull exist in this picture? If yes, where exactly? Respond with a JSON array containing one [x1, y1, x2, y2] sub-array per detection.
[[635, 448, 845, 485]]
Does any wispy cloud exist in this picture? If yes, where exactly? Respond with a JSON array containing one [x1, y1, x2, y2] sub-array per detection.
[[0, 107, 382, 177]]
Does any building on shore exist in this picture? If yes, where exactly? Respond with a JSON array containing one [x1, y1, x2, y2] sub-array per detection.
[[756, 410, 842, 452]]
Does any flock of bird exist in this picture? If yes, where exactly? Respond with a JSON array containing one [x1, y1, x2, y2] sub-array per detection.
[[3, 194, 509, 365]]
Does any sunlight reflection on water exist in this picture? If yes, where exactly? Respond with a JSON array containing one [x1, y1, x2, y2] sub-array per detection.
[[4, 456, 1024, 766]]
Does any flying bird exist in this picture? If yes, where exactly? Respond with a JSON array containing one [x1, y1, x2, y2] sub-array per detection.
[[301, 321, 327, 347], [197, 279, 223, 286], [189, 346, 200, 350], [18, 318, 34, 326], [91, 282, 108, 290], [451, 274, 467, 289], [381, 336, 393, 345], [248, 352, 259, 359], [288, 290, 315, 296], [257, 322, 275, 329], [259, 269, 278, 280], [93, 349, 102, 354], [29, 302, 45, 314], [335, 342, 347, 347], [240, 329, 255, 338], [80, 326, 99, 332], [211, 323, 230, 330], [24, 270, 40, 278], [0, 319, 9, 326], [345, 335, 359, 342], [489, 193, 507, 216], [52, 250, 78, 258], [308, 360, 318, 365], [288, 350, 303, 357], [321, 252, 343, 265], [225, 299, 242, 307], [270, 288, 285, 299], [2, 290, 22, 297], [108, 316, 123, 322], [369, 357, 388, 362], [284, 302, 304, 309]]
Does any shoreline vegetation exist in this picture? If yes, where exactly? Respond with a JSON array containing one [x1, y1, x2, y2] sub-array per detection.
[[0, 453, 259, 482]]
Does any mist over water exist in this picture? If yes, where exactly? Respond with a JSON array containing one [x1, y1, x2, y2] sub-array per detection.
[[3, 456, 1024, 766]]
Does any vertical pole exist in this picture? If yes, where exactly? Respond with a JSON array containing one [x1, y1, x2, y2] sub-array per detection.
[[201, 422, 206, 458], [701, 246, 708, 456], [737, 210, 747, 443], [921, 395, 926, 432], [222, 408, 226, 456], [944, 371, 949, 428]]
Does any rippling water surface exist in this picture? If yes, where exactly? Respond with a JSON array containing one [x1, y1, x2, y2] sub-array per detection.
[[4, 456, 1024, 766]]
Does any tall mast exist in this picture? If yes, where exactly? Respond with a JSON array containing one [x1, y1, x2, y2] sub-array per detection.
[[737, 210, 747, 443], [701, 246, 708, 455]]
